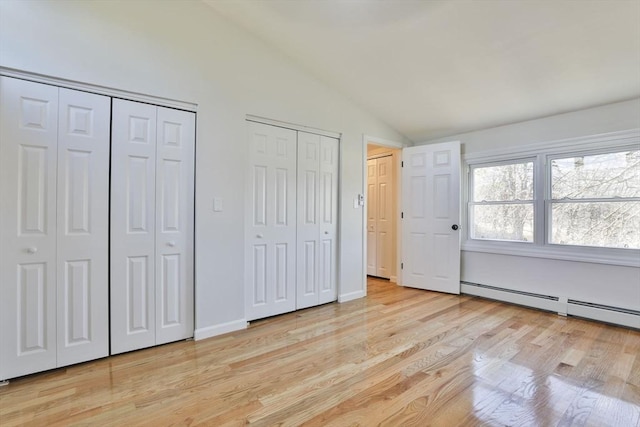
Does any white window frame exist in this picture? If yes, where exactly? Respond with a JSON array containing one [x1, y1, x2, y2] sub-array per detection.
[[546, 146, 640, 250], [468, 157, 537, 244], [463, 129, 640, 267]]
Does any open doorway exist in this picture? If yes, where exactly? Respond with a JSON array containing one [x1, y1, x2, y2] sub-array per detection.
[[365, 140, 402, 290]]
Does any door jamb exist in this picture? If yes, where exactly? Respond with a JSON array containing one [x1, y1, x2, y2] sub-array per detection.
[[362, 135, 406, 296]]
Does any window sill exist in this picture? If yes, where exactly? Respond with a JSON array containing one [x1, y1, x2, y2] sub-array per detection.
[[462, 240, 640, 268]]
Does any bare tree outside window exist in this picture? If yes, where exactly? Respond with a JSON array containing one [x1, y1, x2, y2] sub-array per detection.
[[470, 161, 534, 242], [550, 150, 640, 249]]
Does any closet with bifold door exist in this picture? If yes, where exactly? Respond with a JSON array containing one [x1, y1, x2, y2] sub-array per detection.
[[296, 131, 339, 310], [110, 99, 195, 355], [0, 75, 196, 381], [245, 120, 339, 321], [0, 76, 110, 380]]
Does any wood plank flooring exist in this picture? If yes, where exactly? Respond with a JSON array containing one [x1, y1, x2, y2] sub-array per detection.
[[1, 277, 639, 426]]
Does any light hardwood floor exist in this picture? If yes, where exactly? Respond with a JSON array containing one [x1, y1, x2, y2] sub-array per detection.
[[1, 277, 638, 426]]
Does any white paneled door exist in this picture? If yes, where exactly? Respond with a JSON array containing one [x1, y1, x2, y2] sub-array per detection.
[[56, 88, 111, 366], [1, 78, 59, 380], [111, 100, 158, 354], [245, 121, 298, 321], [296, 132, 338, 309], [317, 135, 339, 305], [366, 155, 393, 279], [0, 77, 110, 380], [401, 142, 461, 294], [111, 99, 194, 354], [155, 107, 195, 345]]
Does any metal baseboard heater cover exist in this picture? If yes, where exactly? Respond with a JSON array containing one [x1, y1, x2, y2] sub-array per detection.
[[461, 281, 640, 329]]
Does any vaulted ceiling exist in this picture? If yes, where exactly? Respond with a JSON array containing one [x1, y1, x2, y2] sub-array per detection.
[[204, 0, 640, 142]]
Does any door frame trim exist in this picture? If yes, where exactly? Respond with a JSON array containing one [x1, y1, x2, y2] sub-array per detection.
[[362, 135, 406, 295]]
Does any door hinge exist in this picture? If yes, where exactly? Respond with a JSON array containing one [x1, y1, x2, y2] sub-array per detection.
[[401, 161, 404, 167], [401, 212, 404, 219], [401, 262, 404, 269]]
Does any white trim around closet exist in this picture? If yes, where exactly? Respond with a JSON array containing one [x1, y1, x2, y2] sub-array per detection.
[[246, 114, 342, 139], [0, 67, 198, 112]]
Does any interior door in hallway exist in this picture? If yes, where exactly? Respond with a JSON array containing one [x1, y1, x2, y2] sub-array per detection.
[[245, 121, 297, 321], [367, 155, 393, 279]]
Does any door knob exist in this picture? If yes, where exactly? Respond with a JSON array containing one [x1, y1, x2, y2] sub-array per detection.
[[26, 247, 38, 254], [256, 234, 263, 239], [451, 224, 459, 231], [324, 231, 329, 235], [167, 241, 176, 247]]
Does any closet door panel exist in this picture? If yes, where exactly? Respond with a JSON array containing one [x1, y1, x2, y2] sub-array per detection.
[[111, 99, 157, 354], [0, 77, 58, 380], [155, 107, 194, 345], [296, 132, 320, 309], [318, 136, 339, 304], [56, 88, 110, 366], [245, 122, 297, 320]]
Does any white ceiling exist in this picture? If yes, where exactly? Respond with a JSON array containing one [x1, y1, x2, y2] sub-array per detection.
[[204, 0, 640, 142]]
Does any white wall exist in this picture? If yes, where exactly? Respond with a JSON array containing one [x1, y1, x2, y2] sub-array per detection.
[[419, 99, 640, 311], [0, 0, 408, 336]]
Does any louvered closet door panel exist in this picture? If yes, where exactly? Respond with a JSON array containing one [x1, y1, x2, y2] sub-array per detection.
[[111, 99, 157, 354], [296, 132, 320, 309], [155, 107, 194, 345], [318, 136, 339, 304], [0, 77, 59, 380], [245, 121, 297, 321], [56, 88, 110, 366]]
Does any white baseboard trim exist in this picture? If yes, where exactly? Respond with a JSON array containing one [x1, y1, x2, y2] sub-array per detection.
[[567, 303, 640, 329], [338, 290, 366, 303], [194, 319, 247, 341], [461, 283, 562, 313], [461, 281, 639, 329]]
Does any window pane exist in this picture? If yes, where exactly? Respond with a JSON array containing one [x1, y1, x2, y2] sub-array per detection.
[[551, 150, 640, 199], [551, 201, 640, 249], [473, 162, 533, 202], [471, 204, 534, 242]]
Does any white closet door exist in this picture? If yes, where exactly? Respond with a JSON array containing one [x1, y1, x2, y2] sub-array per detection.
[[155, 107, 194, 345], [297, 133, 339, 309], [245, 121, 297, 321], [111, 99, 157, 354], [366, 159, 377, 276], [0, 77, 59, 380], [296, 132, 320, 309], [317, 136, 339, 305], [56, 88, 110, 366]]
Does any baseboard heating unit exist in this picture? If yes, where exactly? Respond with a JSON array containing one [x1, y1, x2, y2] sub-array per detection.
[[461, 281, 640, 329]]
